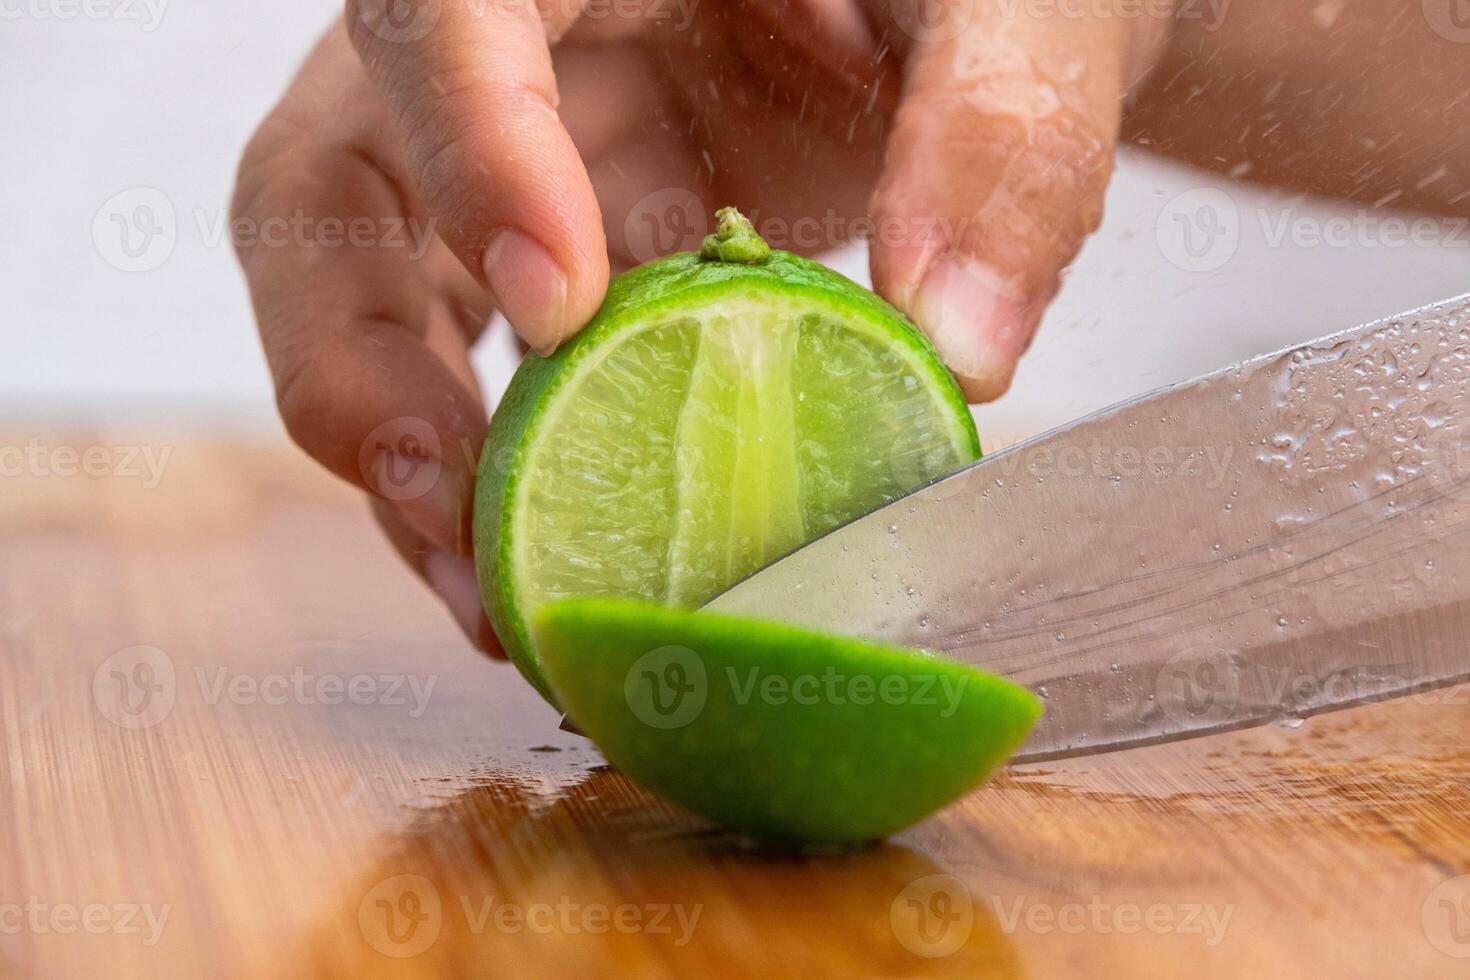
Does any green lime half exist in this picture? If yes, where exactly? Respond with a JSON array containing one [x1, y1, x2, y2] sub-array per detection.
[[476, 209, 980, 702], [533, 597, 1041, 845]]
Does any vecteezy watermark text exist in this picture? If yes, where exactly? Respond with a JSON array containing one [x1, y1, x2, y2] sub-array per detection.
[[93, 646, 439, 729], [997, 0, 1230, 30], [1158, 187, 1470, 273], [357, 0, 698, 46], [929, 441, 1237, 497], [0, 439, 171, 488], [890, 874, 1233, 958], [0, 899, 170, 946], [989, 894, 1233, 944], [727, 666, 969, 717], [1154, 645, 1470, 728], [623, 645, 972, 729], [502, 0, 699, 31], [93, 187, 440, 274], [357, 875, 701, 958], [195, 667, 437, 718], [622, 189, 973, 264], [220, 211, 437, 259], [0, 0, 168, 30], [987, 441, 1235, 488]]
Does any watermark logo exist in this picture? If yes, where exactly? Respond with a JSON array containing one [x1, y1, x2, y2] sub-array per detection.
[[890, 0, 975, 42], [625, 645, 707, 729], [359, 416, 443, 503], [1423, 0, 1470, 42], [221, 210, 437, 258], [1156, 188, 1239, 273], [891, 874, 974, 957], [1155, 645, 1240, 727], [93, 187, 176, 273], [357, 881, 701, 952], [621, 193, 976, 262], [92, 646, 439, 725], [359, 874, 443, 958], [624, 188, 706, 264], [93, 646, 177, 729], [357, 0, 441, 43], [194, 667, 437, 718], [101, 189, 438, 273], [1158, 195, 1470, 270], [1423, 874, 1470, 957], [1155, 648, 1437, 727], [622, 650, 969, 729]]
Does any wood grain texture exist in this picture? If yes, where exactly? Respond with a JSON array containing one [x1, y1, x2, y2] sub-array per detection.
[[2, 428, 1469, 978]]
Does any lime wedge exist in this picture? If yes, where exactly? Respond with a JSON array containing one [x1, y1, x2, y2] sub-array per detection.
[[533, 597, 1041, 845], [476, 209, 980, 701]]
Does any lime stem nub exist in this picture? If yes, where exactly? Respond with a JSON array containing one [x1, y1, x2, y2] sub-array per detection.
[[700, 207, 770, 264]]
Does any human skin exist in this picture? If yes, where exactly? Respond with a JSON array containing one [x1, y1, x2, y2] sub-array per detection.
[[232, 0, 1470, 652]]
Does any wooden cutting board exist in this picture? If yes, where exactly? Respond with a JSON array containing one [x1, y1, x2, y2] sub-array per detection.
[[3, 427, 1469, 978]]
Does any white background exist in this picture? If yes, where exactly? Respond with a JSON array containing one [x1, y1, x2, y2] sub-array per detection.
[[4, 0, 1470, 449]]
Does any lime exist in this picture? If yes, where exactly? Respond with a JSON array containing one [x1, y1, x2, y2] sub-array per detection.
[[476, 209, 980, 702], [533, 597, 1041, 845]]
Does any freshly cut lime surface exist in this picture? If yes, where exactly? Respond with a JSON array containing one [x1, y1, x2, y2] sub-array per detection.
[[533, 597, 1041, 845], [476, 212, 980, 701]]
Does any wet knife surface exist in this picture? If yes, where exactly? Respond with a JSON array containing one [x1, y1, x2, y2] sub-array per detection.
[[706, 294, 1470, 763]]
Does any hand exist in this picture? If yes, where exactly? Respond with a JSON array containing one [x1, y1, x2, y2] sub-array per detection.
[[230, 1, 1167, 650]]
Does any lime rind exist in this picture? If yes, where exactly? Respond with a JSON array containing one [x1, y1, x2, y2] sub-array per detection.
[[476, 250, 980, 702]]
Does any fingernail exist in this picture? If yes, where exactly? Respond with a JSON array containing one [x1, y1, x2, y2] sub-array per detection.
[[912, 257, 1033, 402], [426, 552, 494, 653], [482, 228, 569, 356], [370, 452, 470, 557]]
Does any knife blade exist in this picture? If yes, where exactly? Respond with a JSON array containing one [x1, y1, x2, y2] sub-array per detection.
[[705, 294, 1470, 763]]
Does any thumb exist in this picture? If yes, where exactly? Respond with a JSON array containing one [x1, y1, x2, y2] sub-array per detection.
[[869, 6, 1143, 401]]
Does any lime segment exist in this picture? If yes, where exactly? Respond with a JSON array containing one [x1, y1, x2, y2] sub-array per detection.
[[533, 597, 1042, 845], [667, 303, 803, 605]]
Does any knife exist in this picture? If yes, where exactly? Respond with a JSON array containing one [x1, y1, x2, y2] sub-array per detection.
[[697, 293, 1470, 764]]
